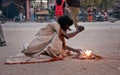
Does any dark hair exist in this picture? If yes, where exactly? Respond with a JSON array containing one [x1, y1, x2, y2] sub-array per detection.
[[57, 15, 73, 31]]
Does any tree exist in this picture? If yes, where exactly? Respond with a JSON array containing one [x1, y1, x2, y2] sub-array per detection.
[[81, 0, 115, 11], [99, 0, 115, 10], [93, 0, 102, 7], [81, 0, 101, 7]]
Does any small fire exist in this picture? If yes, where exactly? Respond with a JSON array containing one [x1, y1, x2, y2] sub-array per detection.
[[84, 50, 92, 57], [79, 50, 103, 60]]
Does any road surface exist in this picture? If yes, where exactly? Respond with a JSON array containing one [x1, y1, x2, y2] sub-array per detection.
[[0, 21, 120, 75]]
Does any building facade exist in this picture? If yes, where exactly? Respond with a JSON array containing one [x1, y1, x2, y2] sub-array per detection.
[[1, 0, 54, 20]]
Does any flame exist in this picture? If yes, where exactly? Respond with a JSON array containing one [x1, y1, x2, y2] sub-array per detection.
[[85, 50, 92, 57]]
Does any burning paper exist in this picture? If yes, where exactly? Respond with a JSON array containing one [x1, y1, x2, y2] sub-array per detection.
[[84, 50, 92, 57], [80, 50, 103, 60]]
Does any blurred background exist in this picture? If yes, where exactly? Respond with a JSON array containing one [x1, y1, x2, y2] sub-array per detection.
[[0, 0, 119, 23]]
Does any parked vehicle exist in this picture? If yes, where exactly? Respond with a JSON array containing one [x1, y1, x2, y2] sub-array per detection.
[[94, 12, 104, 22], [78, 11, 87, 22]]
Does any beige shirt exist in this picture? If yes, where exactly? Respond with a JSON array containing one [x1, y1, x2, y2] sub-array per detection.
[[24, 22, 63, 57]]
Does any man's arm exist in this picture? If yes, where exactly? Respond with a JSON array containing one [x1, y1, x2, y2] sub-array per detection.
[[66, 45, 82, 57], [61, 26, 85, 39]]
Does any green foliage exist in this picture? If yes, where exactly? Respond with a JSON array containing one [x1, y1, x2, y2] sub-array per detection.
[[81, 0, 101, 6], [81, 0, 115, 10], [99, 0, 115, 10]]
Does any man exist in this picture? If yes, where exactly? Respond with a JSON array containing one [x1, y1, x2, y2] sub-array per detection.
[[22, 15, 84, 58], [5, 15, 84, 64], [66, 0, 80, 29]]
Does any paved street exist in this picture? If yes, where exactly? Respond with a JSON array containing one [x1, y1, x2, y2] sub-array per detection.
[[0, 21, 120, 75]]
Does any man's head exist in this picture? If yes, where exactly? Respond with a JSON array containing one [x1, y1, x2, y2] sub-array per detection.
[[57, 15, 73, 31]]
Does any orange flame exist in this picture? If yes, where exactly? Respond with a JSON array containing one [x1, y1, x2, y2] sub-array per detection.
[[85, 50, 92, 57]]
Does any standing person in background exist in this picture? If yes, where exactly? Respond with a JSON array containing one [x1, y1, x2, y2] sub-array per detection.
[[0, 23, 7, 46], [55, 0, 66, 19], [0, 0, 6, 46], [104, 10, 108, 21], [87, 5, 93, 16], [30, 6, 35, 22], [66, 0, 80, 29], [87, 5, 93, 22], [87, 14, 93, 22], [18, 6, 25, 22]]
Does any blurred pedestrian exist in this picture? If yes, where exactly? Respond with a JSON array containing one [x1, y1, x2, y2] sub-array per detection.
[[30, 6, 35, 22], [0, 2, 6, 46], [0, 23, 6, 46], [55, 0, 66, 19], [87, 5, 93, 15], [87, 14, 93, 22], [18, 6, 25, 22], [66, 0, 80, 29], [64, 6, 71, 16], [104, 10, 108, 21]]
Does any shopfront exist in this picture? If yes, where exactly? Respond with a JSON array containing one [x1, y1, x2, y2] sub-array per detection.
[[31, 0, 49, 10], [1, 0, 54, 21], [27, 0, 54, 21], [30, 0, 54, 9], [1, 0, 25, 19]]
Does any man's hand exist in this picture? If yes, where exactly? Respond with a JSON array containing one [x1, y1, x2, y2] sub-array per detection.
[[72, 49, 82, 58], [76, 26, 85, 32], [66, 46, 82, 58], [75, 49, 82, 58]]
